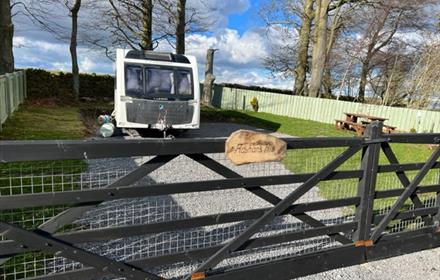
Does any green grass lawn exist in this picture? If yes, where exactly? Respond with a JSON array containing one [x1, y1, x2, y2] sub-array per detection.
[[0, 102, 85, 140], [202, 106, 351, 137], [0, 101, 87, 226], [0, 101, 88, 278], [202, 106, 438, 213]]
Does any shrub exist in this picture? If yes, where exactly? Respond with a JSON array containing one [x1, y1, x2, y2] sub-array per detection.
[[250, 96, 259, 112], [25, 68, 114, 101]]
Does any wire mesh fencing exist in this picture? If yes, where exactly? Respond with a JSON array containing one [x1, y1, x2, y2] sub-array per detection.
[[0, 140, 438, 280]]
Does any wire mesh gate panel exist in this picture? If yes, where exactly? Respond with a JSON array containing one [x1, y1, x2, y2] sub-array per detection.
[[0, 125, 440, 280]]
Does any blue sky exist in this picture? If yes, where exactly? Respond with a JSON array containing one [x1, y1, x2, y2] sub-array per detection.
[[12, 0, 293, 89], [227, 1, 261, 35]]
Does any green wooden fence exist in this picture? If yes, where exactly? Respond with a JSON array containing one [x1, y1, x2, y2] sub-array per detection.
[[211, 85, 440, 133], [0, 71, 27, 131]]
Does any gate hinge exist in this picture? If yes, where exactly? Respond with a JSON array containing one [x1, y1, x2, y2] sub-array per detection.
[[354, 240, 374, 247], [191, 272, 206, 280]]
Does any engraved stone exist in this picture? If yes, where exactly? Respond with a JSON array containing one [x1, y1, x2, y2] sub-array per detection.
[[225, 130, 287, 165]]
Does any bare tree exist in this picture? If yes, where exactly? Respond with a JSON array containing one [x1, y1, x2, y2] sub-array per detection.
[[294, 0, 314, 96], [308, 0, 331, 98], [406, 43, 440, 109], [261, 0, 366, 96], [176, 0, 186, 54], [0, 0, 14, 75], [22, 0, 86, 97], [155, 0, 212, 54], [308, 0, 365, 98], [351, 0, 436, 102], [70, 0, 82, 97], [106, 0, 154, 50], [260, 0, 309, 95]]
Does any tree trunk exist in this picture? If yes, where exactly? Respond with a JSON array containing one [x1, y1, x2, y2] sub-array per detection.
[[322, 66, 332, 97], [321, 1, 342, 98], [308, 0, 330, 98], [70, 0, 81, 98], [140, 0, 153, 50], [176, 0, 186, 54], [358, 56, 370, 102], [293, 0, 314, 96], [0, 0, 14, 75], [203, 49, 217, 106]]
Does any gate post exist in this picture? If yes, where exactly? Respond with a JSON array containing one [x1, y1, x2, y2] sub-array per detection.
[[353, 121, 383, 245]]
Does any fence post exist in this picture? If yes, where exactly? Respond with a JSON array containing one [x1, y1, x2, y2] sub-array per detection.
[[23, 70, 27, 99], [18, 71, 23, 103], [434, 169, 440, 228], [13, 72, 18, 110], [352, 121, 383, 246], [0, 78, 3, 132], [5, 74, 11, 116]]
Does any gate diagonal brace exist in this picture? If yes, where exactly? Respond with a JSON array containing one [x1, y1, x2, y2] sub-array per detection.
[[381, 143, 433, 226], [187, 154, 352, 245], [188, 145, 362, 276], [371, 145, 440, 242], [0, 222, 164, 280], [0, 155, 177, 267]]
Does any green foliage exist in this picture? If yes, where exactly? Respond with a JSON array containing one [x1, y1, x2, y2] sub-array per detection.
[[250, 96, 259, 112], [26, 68, 114, 100]]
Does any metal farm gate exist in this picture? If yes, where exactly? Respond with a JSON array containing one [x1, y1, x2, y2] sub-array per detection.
[[0, 122, 440, 280]]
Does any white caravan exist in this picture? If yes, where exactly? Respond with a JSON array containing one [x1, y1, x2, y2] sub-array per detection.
[[113, 49, 200, 132]]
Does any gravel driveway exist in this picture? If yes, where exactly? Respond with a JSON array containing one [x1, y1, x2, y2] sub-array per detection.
[[73, 122, 440, 279]]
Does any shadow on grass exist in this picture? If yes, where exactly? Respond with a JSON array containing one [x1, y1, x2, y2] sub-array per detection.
[[201, 107, 281, 132]]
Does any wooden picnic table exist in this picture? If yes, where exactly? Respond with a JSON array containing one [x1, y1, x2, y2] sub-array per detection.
[[336, 112, 395, 135], [344, 112, 388, 122]]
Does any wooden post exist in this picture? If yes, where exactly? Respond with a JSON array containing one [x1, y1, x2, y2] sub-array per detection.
[[353, 121, 382, 244], [202, 49, 218, 106]]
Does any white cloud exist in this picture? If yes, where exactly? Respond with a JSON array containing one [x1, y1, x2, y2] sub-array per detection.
[[216, 68, 293, 89], [79, 56, 95, 72], [13, 27, 292, 89], [11, 0, 293, 90], [185, 28, 268, 67], [13, 36, 112, 74]]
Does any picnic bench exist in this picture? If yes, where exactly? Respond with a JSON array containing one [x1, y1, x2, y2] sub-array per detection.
[[335, 112, 397, 135]]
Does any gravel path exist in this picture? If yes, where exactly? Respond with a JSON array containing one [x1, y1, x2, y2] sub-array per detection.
[[73, 123, 440, 279], [298, 246, 440, 280]]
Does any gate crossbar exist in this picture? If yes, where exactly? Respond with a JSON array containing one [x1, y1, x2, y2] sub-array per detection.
[[13, 222, 359, 280], [0, 222, 162, 280], [0, 155, 177, 268], [190, 144, 362, 275], [188, 154, 353, 244], [371, 145, 440, 242], [0, 197, 361, 258], [381, 142, 433, 226]]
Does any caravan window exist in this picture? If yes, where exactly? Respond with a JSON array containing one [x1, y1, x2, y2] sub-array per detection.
[[124, 64, 193, 99], [176, 69, 192, 95], [145, 68, 175, 95], [125, 66, 143, 98]]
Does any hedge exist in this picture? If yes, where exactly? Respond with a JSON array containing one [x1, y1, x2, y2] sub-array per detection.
[[25, 68, 114, 100]]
